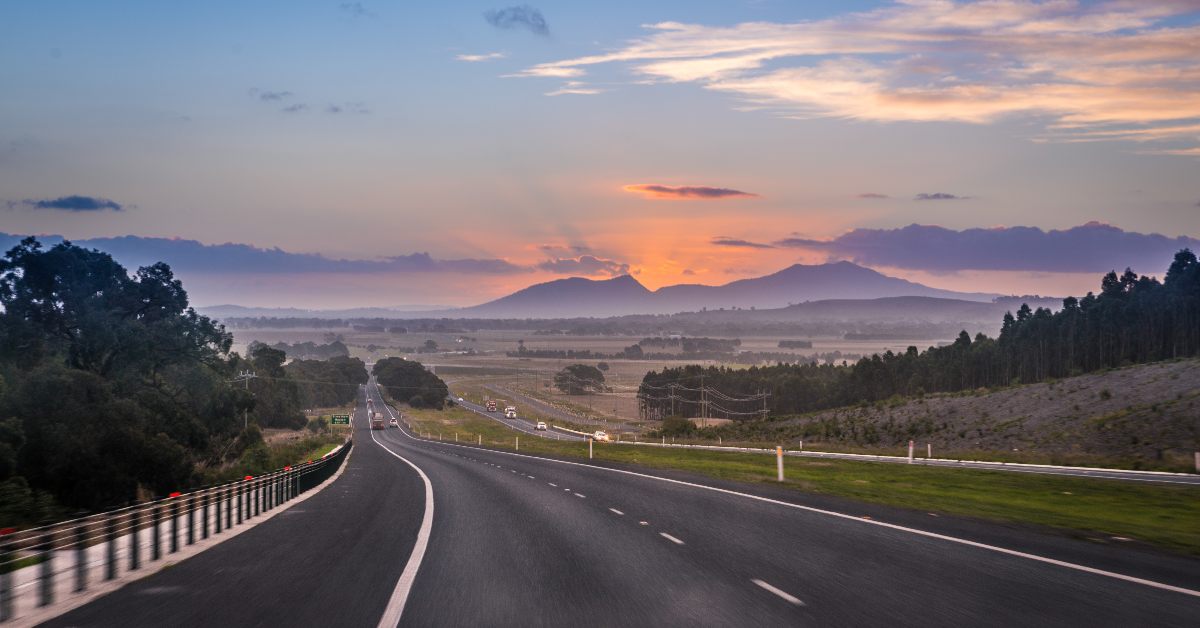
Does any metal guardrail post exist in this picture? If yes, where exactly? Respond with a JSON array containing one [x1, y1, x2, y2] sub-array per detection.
[[75, 523, 87, 592], [237, 484, 243, 525], [129, 509, 140, 571], [187, 497, 196, 546], [152, 506, 161, 560], [214, 492, 222, 534], [105, 515, 117, 580], [37, 531, 53, 606], [226, 487, 233, 529], [170, 501, 179, 554], [202, 493, 210, 540], [254, 481, 261, 517], [0, 533, 12, 621]]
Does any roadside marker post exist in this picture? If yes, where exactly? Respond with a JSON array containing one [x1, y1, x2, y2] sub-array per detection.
[[928, 443, 932, 459], [478, 435, 482, 445], [776, 446, 784, 482], [799, 440, 803, 452], [908, 440, 915, 463], [589, 438, 594, 460], [516, 436, 519, 451], [1195, 451, 1199, 473]]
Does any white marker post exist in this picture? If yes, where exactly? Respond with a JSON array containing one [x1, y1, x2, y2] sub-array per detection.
[[799, 440, 803, 452], [776, 446, 784, 482], [927, 443, 932, 458], [908, 440, 914, 463], [455, 432, 458, 442], [478, 434, 482, 445], [516, 436, 519, 451], [589, 437, 594, 460]]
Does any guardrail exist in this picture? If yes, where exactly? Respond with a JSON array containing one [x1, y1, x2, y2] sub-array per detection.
[[0, 437, 353, 624]]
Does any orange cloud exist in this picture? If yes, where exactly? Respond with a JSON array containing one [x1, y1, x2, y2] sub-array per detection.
[[623, 184, 758, 200]]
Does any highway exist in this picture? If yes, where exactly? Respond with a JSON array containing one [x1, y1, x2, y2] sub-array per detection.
[[44, 381, 1200, 627], [453, 396, 586, 441]]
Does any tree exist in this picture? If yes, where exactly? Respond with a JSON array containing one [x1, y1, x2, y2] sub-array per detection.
[[373, 357, 448, 409], [554, 364, 605, 395]]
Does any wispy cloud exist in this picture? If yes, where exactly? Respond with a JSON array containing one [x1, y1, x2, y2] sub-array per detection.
[[537, 255, 630, 277], [456, 52, 506, 63], [546, 81, 603, 96], [710, 237, 774, 249], [338, 2, 373, 18], [281, 104, 309, 114], [11, 195, 123, 212], [252, 89, 293, 102], [485, 5, 550, 36], [914, 192, 967, 201], [623, 184, 758, 200], [519, 1, 1200, 155], [539, 243, 592, 254], [857, 192, 889, 199], [773, 222, 1200, 274]]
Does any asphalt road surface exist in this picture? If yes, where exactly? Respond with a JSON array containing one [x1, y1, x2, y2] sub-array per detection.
[[453, 396, 585, 442], [45, 382, 1200, 627]]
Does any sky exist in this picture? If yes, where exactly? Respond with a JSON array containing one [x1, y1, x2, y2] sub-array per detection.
[[2, 1, 1198, 308]]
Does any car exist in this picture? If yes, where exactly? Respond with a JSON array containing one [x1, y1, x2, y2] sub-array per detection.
[[457, 397, 464, 402], [593, 430, 610, 442], [535, 421, 547, 430], [389, 418, 398, 428]]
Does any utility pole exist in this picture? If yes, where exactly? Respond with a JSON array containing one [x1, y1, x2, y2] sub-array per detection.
[[230, 370, 258, 430], [700, 375, 706, 428]]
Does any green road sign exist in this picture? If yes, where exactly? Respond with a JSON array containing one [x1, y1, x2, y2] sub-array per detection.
[[331, 415, 351, 425]]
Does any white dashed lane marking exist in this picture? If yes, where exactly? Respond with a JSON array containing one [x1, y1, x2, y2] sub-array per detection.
[[659, 532, 685, 545], [609, 508, 624, 516], [752, 579, 805, 606], [574, 493, 586, 499]]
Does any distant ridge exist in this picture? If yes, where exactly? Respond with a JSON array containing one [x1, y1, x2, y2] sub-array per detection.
[[455, 261, 1000, 318]]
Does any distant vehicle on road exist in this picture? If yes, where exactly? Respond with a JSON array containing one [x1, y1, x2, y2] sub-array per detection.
[[371, 412, 385, 430], [593, 430, 610, 442], [504, 406, 518, 419], [457, 397, 464, 402], [535, 421, 547, 430], [485, 400, 497, 412], [389, 418, 398, 428]]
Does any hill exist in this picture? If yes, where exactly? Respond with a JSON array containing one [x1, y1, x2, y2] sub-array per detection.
[[719, 359, 1200, 470]]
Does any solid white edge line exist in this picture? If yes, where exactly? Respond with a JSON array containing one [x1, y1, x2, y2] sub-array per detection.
[[371, 385, 436, 628], [659, 532, 685, 545], [752, 579, 805, 606], [396, 416, 1200, 600]]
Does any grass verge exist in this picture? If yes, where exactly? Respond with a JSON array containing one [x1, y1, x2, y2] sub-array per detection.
[[403, 405, 1200, 556]]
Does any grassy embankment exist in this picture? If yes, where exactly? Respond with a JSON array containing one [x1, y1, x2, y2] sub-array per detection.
[[402, 404, 1200, 556]]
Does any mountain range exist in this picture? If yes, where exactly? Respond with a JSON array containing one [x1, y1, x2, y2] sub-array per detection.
[[454, 262, 1000, 318]]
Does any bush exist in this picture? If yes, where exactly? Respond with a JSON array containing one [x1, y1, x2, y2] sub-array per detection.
[[660, 416, 697, 436]]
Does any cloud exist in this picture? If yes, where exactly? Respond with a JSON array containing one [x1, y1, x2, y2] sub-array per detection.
[[537, 255, 630, 277], [0, 233, 529, 275], [338, 2, 373, 18], [456, 52, 506, 62], [253, 90, 293, 102], [710, 237, 774, 249], [281, 104, 308, 113], [681, 269, 696, 276], [857, 192, 889, 199], [773, 222, 1200, 274], [623, 184, 758, 200], [519, 2, 1200, 155], [484, 5, 550, 36], [14, 195, 123, 212], [539, 243, 591, 254], [546, 81, 604, 96], [914, 192, 967, 201]]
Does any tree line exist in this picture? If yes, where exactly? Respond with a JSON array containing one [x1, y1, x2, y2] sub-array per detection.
[[639, 250, 1200, 419], [0, 238, 365, 524]]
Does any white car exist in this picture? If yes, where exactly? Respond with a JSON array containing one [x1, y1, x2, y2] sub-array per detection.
[[389, 418, 398, 428], [593, 430, 610, 442], [535, 421, 547, 430]]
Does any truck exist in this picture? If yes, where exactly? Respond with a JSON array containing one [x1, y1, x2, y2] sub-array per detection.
[[485, 400, 498, 412], [504, 406, 518, 419], [370, 411, 385, 430]]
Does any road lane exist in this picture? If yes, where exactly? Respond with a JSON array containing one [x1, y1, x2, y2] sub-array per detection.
[[42, 388, 426, 628], [368, 382, 1200, 627]]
